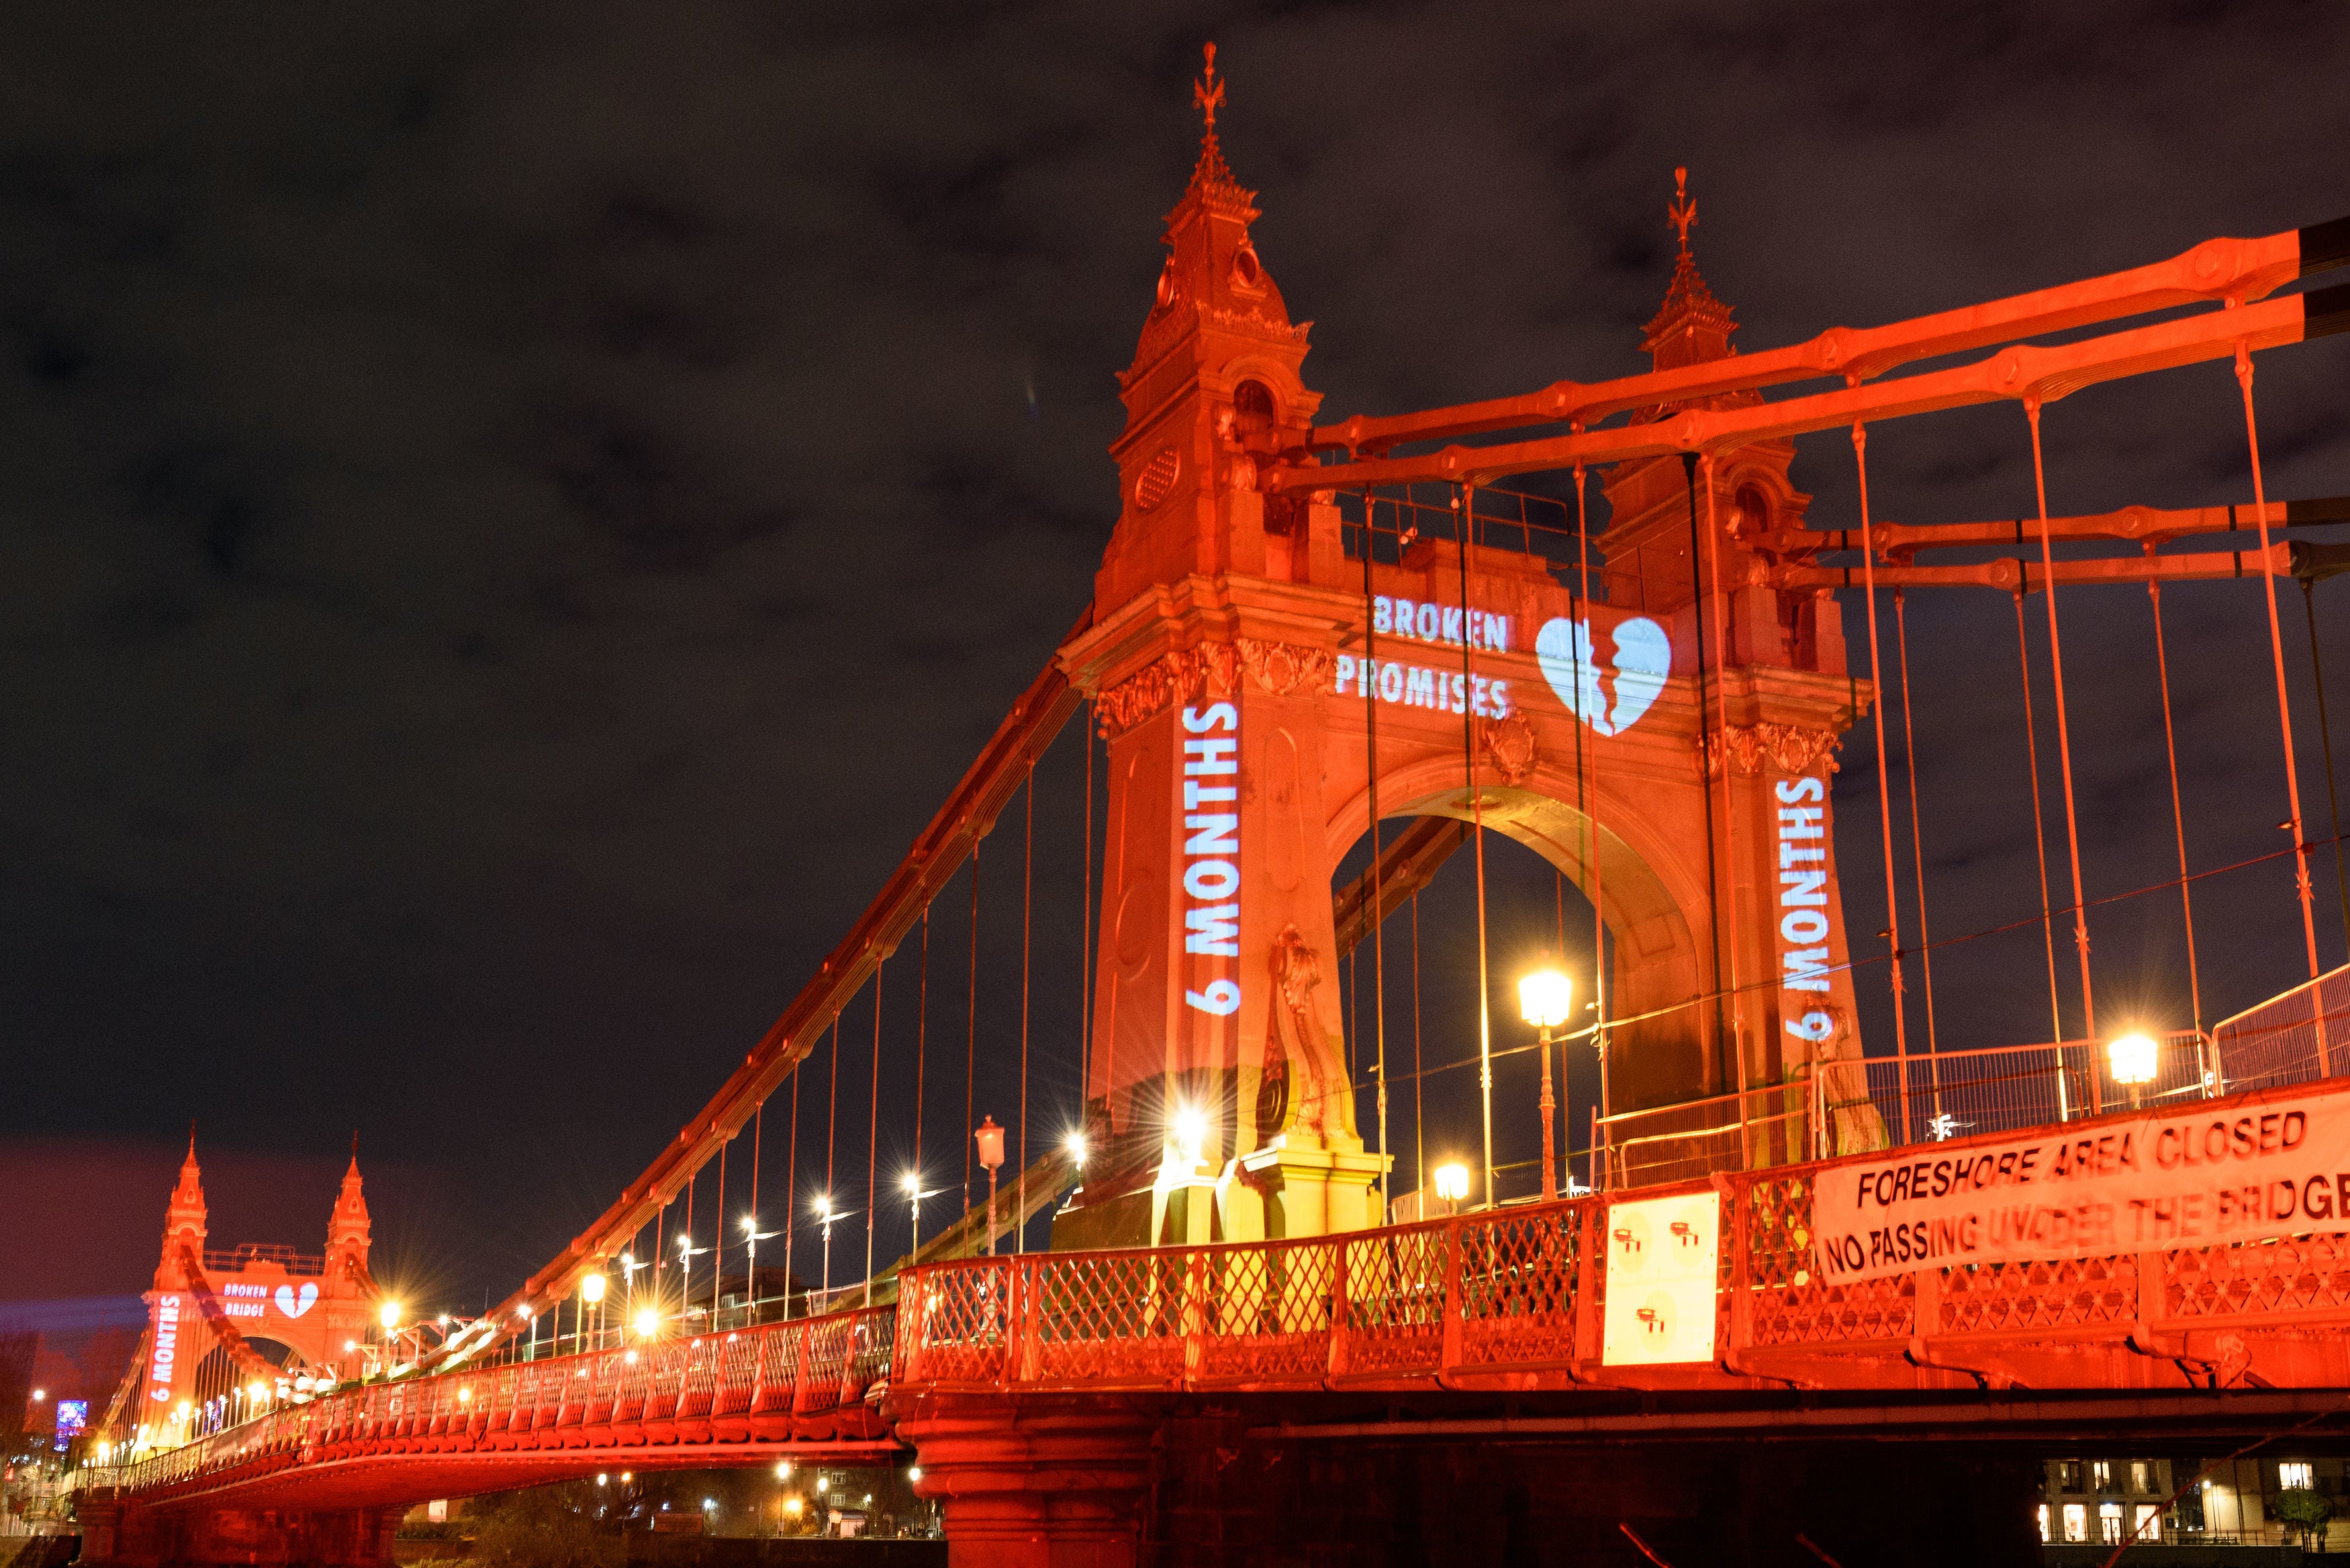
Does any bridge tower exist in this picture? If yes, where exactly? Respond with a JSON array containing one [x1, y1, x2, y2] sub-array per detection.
[[1585, 170, 1874, 1130], [126, 1140, 379, 1449], [1053, 45, 1380, 1249], [1055, 77, 1877, 1244]]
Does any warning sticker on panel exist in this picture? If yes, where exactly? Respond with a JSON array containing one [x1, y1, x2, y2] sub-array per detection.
[[1602, 1190, 1720, 1365]]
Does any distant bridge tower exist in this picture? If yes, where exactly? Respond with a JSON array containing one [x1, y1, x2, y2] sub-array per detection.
[[128, 1140, 380, 1448]]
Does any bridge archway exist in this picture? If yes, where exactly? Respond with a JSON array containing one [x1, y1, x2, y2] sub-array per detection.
[[1328, 748, 1718, 1130]]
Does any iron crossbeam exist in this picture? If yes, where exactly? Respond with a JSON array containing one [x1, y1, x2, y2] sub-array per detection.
[[1769, 540, 2298, 595], [1269, 287, 2348, 496], [1759, 495, 2350, 562], [1307, 217, 2345, 457]]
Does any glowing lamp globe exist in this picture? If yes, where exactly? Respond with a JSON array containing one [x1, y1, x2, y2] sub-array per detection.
[[581, 1273, 606, 1305], [1170, 1106, 1207, 1162], [1433, 1163, 1471, 1203], [378, 1300, 402, 1331], [974, 1116, 1006, 1171], [634, 1308, 659, 1340], [1518, 969, 1574, 1030], [2108, 1032, 2159, 1087]]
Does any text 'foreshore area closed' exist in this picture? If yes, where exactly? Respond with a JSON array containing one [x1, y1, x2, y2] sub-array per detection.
[[1812, 1084, 2350, 1285]]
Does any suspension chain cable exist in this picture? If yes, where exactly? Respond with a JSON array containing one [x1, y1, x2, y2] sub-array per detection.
[[1017, 758, 1033, 1254], [914, 903, 929, 1244], [1457, 482, 1495, 1206], [1573, 454, 1609, 1122], [2302, 579, 2350, 960], [1080, 702, 1095, 1100], [2012, 585, 2068, 1062], [824, 1014, 839, 1296], [1681, 454, 1730, 1095], [2149, 579, 2206, 1032], [2025, 399, 2098, 1056], [1893, 588, 1942, 1118], [2236, 342, 2323, 976], [964, 843, 980, 1211], [710, 1130, 724, 1321], [863, 957, 884, 1305], [747, 1102, 761, 1318], [1411, 890, 1425, 1197], [784, 1060, 799, 1318], [1700, 454, 1742, 1106], [1851, 420, 1913, 1142], [1363, 486, 1389, 1213]]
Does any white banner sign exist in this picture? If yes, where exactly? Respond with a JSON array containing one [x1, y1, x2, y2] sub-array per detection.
[[1814, 1098, 2350, 1284]]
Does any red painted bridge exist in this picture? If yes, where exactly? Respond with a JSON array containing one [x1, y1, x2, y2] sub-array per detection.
[[77, 48, 2350, 1568]]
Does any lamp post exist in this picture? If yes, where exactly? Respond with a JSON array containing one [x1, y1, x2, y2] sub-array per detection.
[[581, 1272, 606, 1353], [1517, 968, 1574, 1202], [975, 1117, 1006, 1257], [1432, 1162, 1470, 1217], [903, 1173, 925, 1258], [741, 1218, 779, 1326], [2109, 1031, 2159, 1110], [377, 1300, 401, 1380]]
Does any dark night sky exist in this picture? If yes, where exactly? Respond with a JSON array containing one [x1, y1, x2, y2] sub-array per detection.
[[5, 2, 2350, 1366]]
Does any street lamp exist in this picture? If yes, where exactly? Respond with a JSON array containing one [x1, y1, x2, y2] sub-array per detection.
[[1432, 1162, 1470, 1213], [814, 1197, 841, 1300], [974, 1117, 1006, 1257], [634, 1306, 659, 1340], [740, 1216, 779, 1325], [903, 1172, 925, 1257], [2109, 1032, 2159, 1108], [1170, 1106, 1207, 1167], [581, 1273, 606, 1353], [1519, 968, 1574, 1202]]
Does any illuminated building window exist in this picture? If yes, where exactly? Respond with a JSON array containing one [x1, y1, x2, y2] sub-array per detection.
[[2092, 1461, 2113, 1491], [2037, 1505, 2050, 1543], [2100, 1502, 2123, 1544], [2134, 1506, 2161, 1543], [2063, 1504, 2087, 1542], [2282, 1462, 2314, 1490], [2057, 1461, 2086, 1491]]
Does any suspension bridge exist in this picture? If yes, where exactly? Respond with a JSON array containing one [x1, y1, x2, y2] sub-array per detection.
[[73, 48, 2350, 1567]]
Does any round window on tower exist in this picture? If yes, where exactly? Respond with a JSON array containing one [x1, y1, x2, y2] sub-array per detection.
[[1231, 244, 1264, 290], [1154, 259, 1179, 313]]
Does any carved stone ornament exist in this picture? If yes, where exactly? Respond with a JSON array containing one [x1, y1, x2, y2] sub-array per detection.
[[1480, 709, 1538, 785], [1095, 639, 1331, 737], [1235, 637, 1331, 698], [1697, 722, 1842, 780]]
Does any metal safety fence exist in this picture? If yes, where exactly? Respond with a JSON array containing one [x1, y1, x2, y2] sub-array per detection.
[[100, 1302, 894, 1502], [2212, 963, 2350, 1094]]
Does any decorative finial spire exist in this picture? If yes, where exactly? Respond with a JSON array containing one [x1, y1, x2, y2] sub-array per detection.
[[1171, 41, 1254, 223], [1193, 43, 1224, 137], [1642, 165, 1735, 373], [1668, 166, 1697, 258]]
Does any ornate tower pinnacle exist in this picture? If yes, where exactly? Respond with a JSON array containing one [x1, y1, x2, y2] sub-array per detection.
[[325, 1137, 373, 1279], [155, 1130, 209, 1289], [1643, 165, 1737, 372]]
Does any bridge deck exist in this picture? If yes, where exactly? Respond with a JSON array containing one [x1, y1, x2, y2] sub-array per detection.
[[95, 1073, 2350, 1512]]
